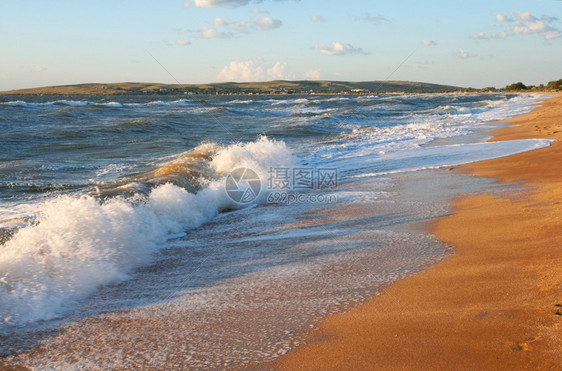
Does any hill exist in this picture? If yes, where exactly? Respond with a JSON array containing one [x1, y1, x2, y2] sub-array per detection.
[[0, 80, 463, 95]]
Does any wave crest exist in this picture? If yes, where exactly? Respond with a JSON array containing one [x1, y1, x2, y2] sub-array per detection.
[[0, 136, 294, 328]]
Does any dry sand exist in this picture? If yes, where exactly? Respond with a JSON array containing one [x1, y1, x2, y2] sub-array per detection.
[[273, 94, 562, 370]]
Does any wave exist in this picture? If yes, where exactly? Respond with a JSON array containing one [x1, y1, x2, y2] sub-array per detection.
[[96, 143, 220, 197], [1, 100, 121, 108], [1, 99, 194, 108], [270, 98, 309, 106], [0, 136, 294, 328]]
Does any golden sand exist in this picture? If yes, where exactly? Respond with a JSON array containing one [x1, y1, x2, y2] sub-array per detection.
[[273, 94, 562, 370]]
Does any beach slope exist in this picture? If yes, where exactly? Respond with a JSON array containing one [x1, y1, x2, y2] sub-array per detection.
[[274, 94, 562, 370]]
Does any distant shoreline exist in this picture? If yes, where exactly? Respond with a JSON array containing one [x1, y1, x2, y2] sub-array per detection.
[[0, 80, 465, 96]]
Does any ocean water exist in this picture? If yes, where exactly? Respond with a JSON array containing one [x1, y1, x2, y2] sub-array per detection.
[[0, 93, 550, 366]]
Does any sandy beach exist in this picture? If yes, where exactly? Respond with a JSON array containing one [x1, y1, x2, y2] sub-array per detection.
[[2, 1, 562, 369], [273, 94, 562, 370]]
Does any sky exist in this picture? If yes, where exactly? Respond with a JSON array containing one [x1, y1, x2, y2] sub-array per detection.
[[0, 0, 561, 90]]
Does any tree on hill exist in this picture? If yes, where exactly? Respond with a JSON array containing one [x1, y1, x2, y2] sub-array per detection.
[[505, 82, 527, 91], [546, 79, 562, 91]]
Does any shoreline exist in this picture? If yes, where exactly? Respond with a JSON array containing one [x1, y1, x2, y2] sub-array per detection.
[[272, 94, 562, 370]]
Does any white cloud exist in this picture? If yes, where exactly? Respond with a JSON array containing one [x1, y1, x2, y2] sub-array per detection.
[[317, 42, 367, 56], [513, 11, 533, 21], [184, 0, 250, 8], [474, 11, 562, 41], [184, 0, 294, 8], [200, 26, 235, 39], [190, 15, 281, 39], [471, 31, 507, 40], [512, 20, 546, 35], [267, 61, 287, 79], [0, 72, 7, 79], [494, 13, 512, 23], [32, 65, 45, 72], [175, 40, 191, 46], [544, 30, 562, 40], [211, 17, 249, 33], [218, 60, 292, 81], [212, 17, 232, 27], [252, 17, 282, 31], [218, 61, 265, 81], [422, 40, 436, 46], [304, 69, 321, 80], [310, 15, 326, 23], [458, 48, 476, 59]]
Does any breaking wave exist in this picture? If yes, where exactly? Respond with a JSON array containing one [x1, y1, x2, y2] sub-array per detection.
[[0, 136, 294, 328]]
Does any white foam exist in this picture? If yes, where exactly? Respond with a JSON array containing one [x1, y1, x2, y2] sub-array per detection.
[[310, 94, 545, 168], [1, 99, 196, 109], [271, 98, 309, 105], [0, 136, 294, 328], [347, 139, 553, 178], [100, 101, 123, 108], [143, 99, 192, 107], [2, 101, 48, 107]]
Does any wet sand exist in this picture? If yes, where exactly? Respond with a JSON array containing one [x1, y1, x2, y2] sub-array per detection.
[[0, 172, 457, 369], [273, 94, 562, 370]]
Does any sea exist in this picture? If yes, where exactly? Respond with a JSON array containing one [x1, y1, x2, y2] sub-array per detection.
[[0, 92, 551, 368]]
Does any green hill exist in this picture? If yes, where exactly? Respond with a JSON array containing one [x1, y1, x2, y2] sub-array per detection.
[[0, 80, 463, 95]]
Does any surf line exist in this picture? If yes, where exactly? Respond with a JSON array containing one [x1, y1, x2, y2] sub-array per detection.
[[141, 47, 422, 331]]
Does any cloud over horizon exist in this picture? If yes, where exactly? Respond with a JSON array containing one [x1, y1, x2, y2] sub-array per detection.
[[218, 60, 291, 81], [266, 61, 287, 79], [317, 42, 367, 56], [218, 60, 264, 81]]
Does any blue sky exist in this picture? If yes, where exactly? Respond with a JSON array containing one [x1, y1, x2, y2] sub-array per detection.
[[1, 0, 561, 90]]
